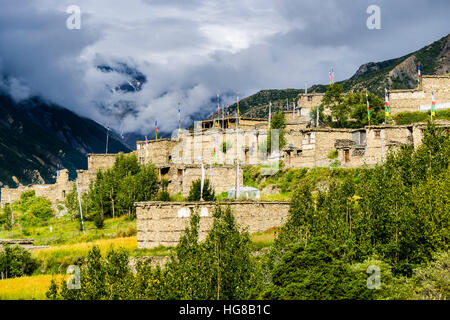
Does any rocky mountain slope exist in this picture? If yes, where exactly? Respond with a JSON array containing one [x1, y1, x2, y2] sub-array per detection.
[[0, 94, 131, 187], [225, 33, 449, 118]]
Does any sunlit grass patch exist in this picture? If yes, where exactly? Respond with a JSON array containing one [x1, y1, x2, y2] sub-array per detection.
[[0, 274, 67, 300], [33, 237, 138, 273], [250, 228, 278, 250]]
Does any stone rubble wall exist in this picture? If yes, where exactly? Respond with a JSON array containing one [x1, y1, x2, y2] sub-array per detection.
[[136, 201, 290, 248], [388, 76, 450, 114]]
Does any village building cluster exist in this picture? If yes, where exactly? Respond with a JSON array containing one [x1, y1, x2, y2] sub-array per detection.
[[1, 75, 449, 212]]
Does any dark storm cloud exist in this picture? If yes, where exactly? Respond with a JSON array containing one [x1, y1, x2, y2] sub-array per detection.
[[0, 0, 448, 134]]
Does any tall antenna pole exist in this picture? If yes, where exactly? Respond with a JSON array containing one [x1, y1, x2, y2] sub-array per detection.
[[381, 130, 385, 165], [210, 161, 214, 193], [268, 101, 272, 127], [8, 195, 13, 236], [217, 94, 220, 129], [105, 127, 109, 154], [200, 161, 205, 201], [431, 90, 436, 122], [76, 180, 85, 233], [222, 104, 224, 129], [178, 103, 181, 134], [235, 111, 239, 200], [316, 105, 319, 127]]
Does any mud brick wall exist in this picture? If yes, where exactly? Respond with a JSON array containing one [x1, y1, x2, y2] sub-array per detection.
[[136, 201, 290, 248]]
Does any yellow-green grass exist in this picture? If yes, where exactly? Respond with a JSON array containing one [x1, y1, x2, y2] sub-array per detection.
[[0, 216, 137, 246], [259, 193, 291, 201], [0, 274, 67, 300], [250, 228, 278, 250], [33, 237, 172, 273]]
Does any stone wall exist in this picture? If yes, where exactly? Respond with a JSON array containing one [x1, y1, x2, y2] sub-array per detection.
[[1, 169, 72, 205], [0, 154, 119, 206], [296, 93, 325, 120], [389, 76, 450, 114], [335, 121, 450, 168], [87, 154, 118, 171], [136, 201, 290, 248], [136, 139, 178, 166], [159, 164, 243, 197]]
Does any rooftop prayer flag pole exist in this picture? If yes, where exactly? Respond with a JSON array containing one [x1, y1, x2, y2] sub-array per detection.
[[431, 90, 436, 120], [210, 161, 213, 192], [268, 101, 272, 127], [418, 63, 421, 84], [8, 195, 13, 236], [178, 103, 181, 133], [366, 93, 371, 126], [384, 88, 390, 122], [155, 120, 158, 140], [213, 136, 216, 164], [235, 110, 239, 200], [200, 162, 205, 201], [217, 94, 220, 128], [237, 96, 240, 116]]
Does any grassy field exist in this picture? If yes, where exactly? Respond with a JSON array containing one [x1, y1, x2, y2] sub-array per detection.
[[33, 236, 172, 274], [0, 274, 67, 300], [0, 215, 137, 246], [0, 227, 276, 300], [250, 228, 277, 250]]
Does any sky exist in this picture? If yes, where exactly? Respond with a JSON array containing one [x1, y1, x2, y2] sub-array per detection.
[[0, 0, 449, 135]]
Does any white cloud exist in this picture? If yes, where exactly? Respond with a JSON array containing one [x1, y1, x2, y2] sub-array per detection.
[[0, 0, 448, 135]]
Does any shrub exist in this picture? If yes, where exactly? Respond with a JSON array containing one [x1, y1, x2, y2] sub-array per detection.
[[413, 251, 450, 300], [327, 149, 338, 159], [0, 245, 39, 279], [93, 214, 105, 229], [222, 142, 231, 153], [262, 237, 373, 300], [187, 179, 215, 201]]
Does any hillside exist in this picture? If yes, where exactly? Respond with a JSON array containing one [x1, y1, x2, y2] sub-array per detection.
[[223, 33, 449, 118], [312, 33, 450, 95], [0, 93, 131, 187]]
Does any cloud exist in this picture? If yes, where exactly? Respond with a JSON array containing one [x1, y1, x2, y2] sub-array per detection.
[[0, 0, 448, 135]]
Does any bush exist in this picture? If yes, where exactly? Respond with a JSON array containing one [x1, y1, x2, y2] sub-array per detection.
[[187, 179, 215, 201], [413, 251, 450, 300], [13, 191, 54, 223], [0, 245, 39, 279], [157, 179, 171, 201], [222, 142, 231, 153], [262, 237, 373, 300], [93, 214, 105, 229], [327, 149, 338, 159], [393, 109, 450, 125]]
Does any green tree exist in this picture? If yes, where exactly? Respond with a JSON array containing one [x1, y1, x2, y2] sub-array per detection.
[[187, 179, 215, 201], [345, 92, 384, 127], [262, 236, 373, 300], [321, 83, 346, 127], [165, 206, 253, 299], [267, 111, 286, 153], [412, 251, 450, 300], [0, 245, 39, 279], [157, 179, 171, 201]]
